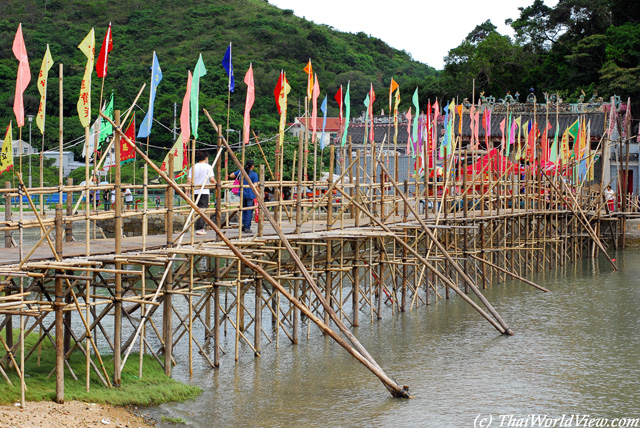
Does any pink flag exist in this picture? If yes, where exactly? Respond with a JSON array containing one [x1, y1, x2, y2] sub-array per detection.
[[12, 23, 31, 128], [180, 71, 192, 146], [474, 111, 480, 151], [499, 118, 506, 148], [311, 74, 319, 143], [243, 64, 254, 145], [469, 105, 475, 148], [368, 83, 376, 143], [406, 107, 412, 154]]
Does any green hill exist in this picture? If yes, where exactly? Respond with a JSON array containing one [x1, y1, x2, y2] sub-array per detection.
[[0, 0, 435, 162]]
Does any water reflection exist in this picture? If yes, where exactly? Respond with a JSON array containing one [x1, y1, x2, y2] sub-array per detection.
[[152, 250, 639, 427]]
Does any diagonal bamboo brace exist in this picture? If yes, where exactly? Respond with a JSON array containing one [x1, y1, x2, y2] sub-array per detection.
[[100, 109, 411, 399]]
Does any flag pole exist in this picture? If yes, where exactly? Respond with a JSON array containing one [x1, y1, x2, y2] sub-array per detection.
[[225, 43, 232, 151]]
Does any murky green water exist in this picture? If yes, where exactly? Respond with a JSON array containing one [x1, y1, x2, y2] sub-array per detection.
[[150, 249, 640, 427]]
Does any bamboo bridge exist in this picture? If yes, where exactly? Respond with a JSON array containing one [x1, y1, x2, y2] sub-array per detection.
[[0, 110, 624, 404]]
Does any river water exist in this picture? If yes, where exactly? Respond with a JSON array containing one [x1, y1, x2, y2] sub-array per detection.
[[150, 250, 640, 427]]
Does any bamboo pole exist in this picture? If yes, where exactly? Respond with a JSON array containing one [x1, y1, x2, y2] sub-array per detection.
[[102, 108, 411, 398]]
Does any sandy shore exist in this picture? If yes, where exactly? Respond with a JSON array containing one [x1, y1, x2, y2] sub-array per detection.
[[0, 401, 154, 428]]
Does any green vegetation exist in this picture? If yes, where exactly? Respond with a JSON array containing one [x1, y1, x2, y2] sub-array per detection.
[[440, 0, 640, 110], [162, 416, 187, 424], [0, 0, 433, 169], [0, 330, 202, 405]]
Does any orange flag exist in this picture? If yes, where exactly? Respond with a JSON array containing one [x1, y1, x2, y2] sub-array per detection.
[[303, 59, 313, 100], [12, 23, 31, 128], [389, 78, 398, 111]]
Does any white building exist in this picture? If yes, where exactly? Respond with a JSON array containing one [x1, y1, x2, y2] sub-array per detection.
[[11, 139, 37, 157], [43, 151, 85, 177]]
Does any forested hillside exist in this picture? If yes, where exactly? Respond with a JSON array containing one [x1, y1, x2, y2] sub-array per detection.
[[0, 0, 434, 161], [437, 0, 640, 108]]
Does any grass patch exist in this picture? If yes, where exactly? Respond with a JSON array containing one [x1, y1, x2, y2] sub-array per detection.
[[162, 416, 187, 424], [0, 329, 202, 405]]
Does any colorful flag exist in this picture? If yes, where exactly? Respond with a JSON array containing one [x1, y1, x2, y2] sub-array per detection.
[[412, 88, 419, 152], [276, 72, 291, 146], [0, 123, 14, 175], [190, 54, 207, 140], [341, 82, 351, 146], [456, 105, 463, 135], [320, 95, 328, 150], [303, 59, 313, 100], [406, 107, 412, 155], [121, 115, 136, 164], [99, 92, 114, 146], [311, 74, 320, 143], [36, 45, 53, 134], [560, 130, 570, 165], [541, 121, 552, 163], [499, 118, 506, 149], [243, 63, 255, 145], [95, 23, 113, 78], [13, 23, 31, 128], [83, 114, 100, 160], [160, 138, 186, 177], [368, 83, 376, 143], [334, 85, 343, 125], [77, 28, 95, 128], [393, 88, 400, 146], [567, 118, 580, 140], [549, 122, 559, 164], [222, 43, 234, 92], [180, 71, 192, 146], [138, 52, 162, 139], [389, 78, 398, 111]]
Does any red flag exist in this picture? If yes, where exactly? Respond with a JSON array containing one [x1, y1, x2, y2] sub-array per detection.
[[96, 23, 113, 78], [541, 121, 552, 164], [121, 115, 136, 163], [12, 23, 31, 128], [274, 71, 284, 114], [180, 71, 192, 146], [334, 85, 343, 125], [243, 64, 255, 145], [527, 122, 538, 163]]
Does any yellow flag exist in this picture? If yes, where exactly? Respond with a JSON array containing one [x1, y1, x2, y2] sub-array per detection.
[[0, 122, 14, 175], [278, 74, 291, 147], [560, 130, 569, 164], [77, 28, 95, 128], [36, 45, 54, 134]]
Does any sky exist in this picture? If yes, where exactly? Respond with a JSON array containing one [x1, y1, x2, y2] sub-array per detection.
[[268, 0, 557, 69]]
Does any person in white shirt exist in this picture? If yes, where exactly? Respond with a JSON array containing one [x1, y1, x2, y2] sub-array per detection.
[[124, 187, 133, 210], [187, 151, 216, 235], [604, 185, 615, 212]]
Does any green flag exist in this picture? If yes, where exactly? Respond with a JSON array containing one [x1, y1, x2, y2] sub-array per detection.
[[98, 92, 114, 148], [566, 118, 579, 140], [342, 82, 350, 146], [412, 87, 419, 150], [190, 54, 207, 139]]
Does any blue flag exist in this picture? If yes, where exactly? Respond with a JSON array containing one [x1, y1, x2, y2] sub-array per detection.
[[222, 43, 235, 92], [138, 52, 162, 139], [320, 95, 327, 150]]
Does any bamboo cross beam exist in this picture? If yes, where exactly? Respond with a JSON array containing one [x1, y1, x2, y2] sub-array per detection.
[[542, 172, 617, 270], [333, 182, 508, 335], [468, 254, 550, 292], [100, 108, 411, 399], [15, 173, 112, 387], [376, 161, 514, 335]]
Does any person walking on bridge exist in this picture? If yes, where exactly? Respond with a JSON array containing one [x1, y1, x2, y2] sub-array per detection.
[[187, 151, 216, 235]]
